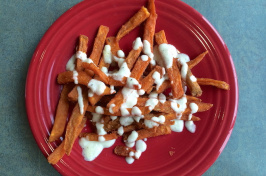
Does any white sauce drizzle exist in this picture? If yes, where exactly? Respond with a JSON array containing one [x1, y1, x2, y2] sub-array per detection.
[[98, 136, 105, 142], [103, 45, 112, 64], [66, 55, 76, 71], [96, 122, 107, 135], [79, 138, 115, 161], [110, 85, 116, 94], [117, 50, 125, 58], [138, 89, 145, 95], [170, 95, 187, 115], [158, 93, 166, 104], [133, 37, 143, 50], [126, 77, 141, 89], [95, 106, 104, 114], [151, 115, 165, 124], [158, 44, 178, 68], [144, 119, 159, 128], [73, 71, 78, 84], [145, 92, 159, 111], [141, 55, 149, 61], [190, 75, 197, 82], [110, 116, 117, 121], [127, 131, 138, 143], [120, 116, 134, 126], [125, 140, 147, 164], [131, 106, 142, 116], [111, 62, 131, 81], [77, 86, 84, 114], [113, 56, 125, 67], [178, 53, 190, 80], [152, 71, 169, 91], [109, 104, 115, 114], [88, 79, 106, 95], [143, 40, 155, 65], [185, 103, 199, 133], [76, 51, 87, 61], [101, 67, 108, 74], [171, 119, 184, 132]]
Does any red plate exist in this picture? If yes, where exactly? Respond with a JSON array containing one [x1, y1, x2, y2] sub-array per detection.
[[25, 0, 238, 175]]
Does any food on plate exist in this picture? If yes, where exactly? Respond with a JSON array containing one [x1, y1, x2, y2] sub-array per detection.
[[47, 0, 229, 165]]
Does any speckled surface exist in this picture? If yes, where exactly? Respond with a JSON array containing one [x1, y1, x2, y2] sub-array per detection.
[[0, 0, 265, 175]]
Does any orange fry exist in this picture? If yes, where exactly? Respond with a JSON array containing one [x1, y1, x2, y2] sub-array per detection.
[[155, 30, 184, 99], [124, 125, 171, 141], [116, 6, 150, 41], [157, 80, 171, 94], [186, 69, 202, 97], [64, 90, 88, 155], [88, 37, 121, 105], [57, 71, 114, 96], [187, 51, 208, 69], [79, 132, 118, 141], [154, 30, 167, 44], [47, 117, 86, 164], [49, 84, 74, 142], [57, 71, 92, 85], [140, 65, 163, 92], [89, 25, 109, 65], [114, 145, 137, 159], [125, 47, 143, 70], [67, 85, 78, 102], [82, 62, 109, 84], [76, 35, 89, 72], [197, 78, 230, 90], [143, 0, 157, 51], [130, 56, 151, 80]]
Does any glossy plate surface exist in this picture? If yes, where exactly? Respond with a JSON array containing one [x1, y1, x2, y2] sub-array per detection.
[[25, 0, 238, 175]]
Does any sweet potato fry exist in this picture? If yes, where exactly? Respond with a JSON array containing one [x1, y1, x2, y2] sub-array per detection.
[[187, 51, 208, 70], [143, 0, 157, 52], [130, 56, 151, 80], [82, 62, 109, 84], [125, 47, 143, 70], [154, 30, 167, 44], [157, 80, 171, 94], [116, 6, 150, 41], [64, 89, 88, 155], [197, 78, 230, 90], [89, 25, 109, 65], [79, 132, 118, 141], [186, 69, 202, 97], [49, 84, 74, 142], [47, 117, 86, 164], [57, 71, 92, 85], [140, 66, 163, 92], [114, 145, 137, 158], [68, 85, 78, 102], [76, 35, 89, 72], [123, 125, 171, 141], [88, 37, 121, 105], [155, 30, 184, 99], [144, 0, 157, 69], [57, 71, 114, 96], [179, 114, 201, 121]]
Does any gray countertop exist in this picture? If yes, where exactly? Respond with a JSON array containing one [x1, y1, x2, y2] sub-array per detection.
[[0, 0, 265, 175]]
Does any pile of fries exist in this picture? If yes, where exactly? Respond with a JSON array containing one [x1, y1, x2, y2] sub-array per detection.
[[47, 0, 229, 165]]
